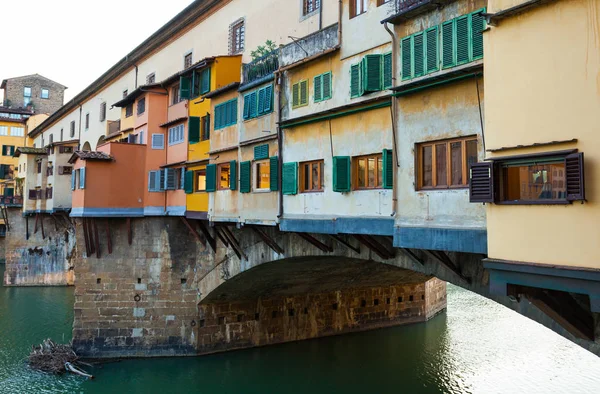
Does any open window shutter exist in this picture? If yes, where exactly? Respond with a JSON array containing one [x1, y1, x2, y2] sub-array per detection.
[[363, 54, 383, 92], [382, 53, 392, 89], [206, 164, 217, 192], [282, 162, 298, 195], [401, 36, 412, 80], [165, 168, 177, 190], [270, 156, 279, 191], [425, 27, 439, 73], [229, 160, 237, 190], [243, 94, 251, 120], [456, 16, 470, 64], [214, 105, 222, 129], [471, 11, 485, 60], [299, 81, 308, 106], [350, 63, 361, 98], [184, 171, 194, 194], [565, 152, 585, 201], [249, 92, 258, 118], [189, 116, 200, 144], [264, 84, 273, 112], [322, 73, 332, 100], [79, 167, 86, 189], [230, 99, 237, 124], [442, 21, 455, 68], [314, 75, 323, 102], [332, 156, 351, 192], [71, 172, 76, 190], [180, 168, 185, 190], [158, 169, 165, 191], [254, 144, 269, 160], [179, 76, 191, 100], [240, 161, 251, 193], [469, 162, 494, 203], [383, 149, 394, 189], [257, 88, 266, 115], [201, 68, 211, 94], [292, 83, 300, 107], [148, 171, 155, 191], [413, 34, 424, 77]]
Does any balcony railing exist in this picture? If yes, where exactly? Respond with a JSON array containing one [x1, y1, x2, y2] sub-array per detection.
[[1, 196, 23, 206], [242, 51, 279, 85]]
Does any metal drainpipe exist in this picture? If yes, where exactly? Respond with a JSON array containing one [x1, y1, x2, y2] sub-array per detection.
[[77, 106, 82, 151], [383, 22, 399, 217], [277, 71, 284, 219], [135, 65, 139, 89], [338, 0, 343, 44], [318, 1, 323, 30]]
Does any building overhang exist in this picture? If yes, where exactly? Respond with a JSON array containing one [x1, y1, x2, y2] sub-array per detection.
[[381, 0, 455, 25]]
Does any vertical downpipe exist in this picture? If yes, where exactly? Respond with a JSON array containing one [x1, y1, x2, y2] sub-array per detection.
[[383, 22, 399, 218], [277, 71, 284, 220], [77, 106, 82, 151]]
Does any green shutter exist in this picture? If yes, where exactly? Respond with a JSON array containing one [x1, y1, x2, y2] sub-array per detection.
[[269, 156, 279, 191], [425, 27, 439, 73], [230, 160, 237, 190], [299, 80, 308, 106], [442, 20, 455, 68], [350, 63, 362, 98], [314, 74, 322, 102], [230, 99, 237, 125], [200, 68, 211, 94], [264, 84, 274, 112], [239, 161, 251, 193], [401, 37, 412, 80], [10, 146, 15, 156], [206, 164, 217, 192], [248, 91, 258, 118], [243, 93, 252, 120], [383, 149, 394, 190], [363, 54, 382, 92], [413, 33, 424, 77], [456, 16, 470, 64], [292, 83, 300, 107], [471, 10, 485, 60], [184, 171, 194, 194], [282, 162, 298, 195], [188, 116, 200, 144], [382, 53, 392, 89], [179, 76, 191, 99], [322, 72, 332, 100], [257, 87, 266, 115], [254, 144, 269, 160], [332, 156, 351, 192]]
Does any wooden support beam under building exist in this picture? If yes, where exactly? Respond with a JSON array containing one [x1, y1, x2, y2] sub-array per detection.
[[34, 213, 39, 234], [180, 217, 206, 247], [219, 226, 247, 261], [328, 234, 360, 254], [214, 226, 230, 248], [251, 226, 284, 255], [196, 220, 217, 253], [93, 218, 101, 259], [423, 250, 470, 284], [296, 233, 333, 253], [40, 214, 45, 240], [127, 218, 132, 245], [86, 218, 95, 255], [106, 220, 112, 255], [25, 216, 29, 240], [352, 234, 394, 260], [81, 218, 90, 256], [398, 248, 424, 266]]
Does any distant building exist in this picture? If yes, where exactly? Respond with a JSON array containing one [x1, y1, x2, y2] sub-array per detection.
[[1, 74, 67, 115]]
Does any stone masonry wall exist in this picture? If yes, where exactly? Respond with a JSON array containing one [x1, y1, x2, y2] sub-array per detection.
[[3, 76, 65, 115], [3, 209, 75, 286], [196, 278, 447, 355]]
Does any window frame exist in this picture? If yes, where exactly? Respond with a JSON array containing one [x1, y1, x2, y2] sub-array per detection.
[[146, 73, 156, 84], [299, 160, 324, 193], [349, 0, 368, 19], [497, 159, 569, 205], [168, 124, 185, 146], [85, 113, 90, 130], [292, 80, 309, 108], [217, 163, 231, 191], [184, 52, 193, 69], [41, 88, 49, 99], [195, 169, 207, 192], [125, 103, 133, 118], [302, 0, 321, 16], [214, 98, 238, 130], [353, 153, 384, 190], [100, 102, 107, 122], [416, 135, 478, 191], [137, 97, 146, 116], [230, 19, 245, 54], [171, 83, 181, 105], [313, 72, 332, 103], [253, 159, 271, 192]]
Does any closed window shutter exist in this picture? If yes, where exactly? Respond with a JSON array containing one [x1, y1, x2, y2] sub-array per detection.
[[363, 54, 382, 92], [314, 75, 323, 102], [184, 171, 194, 194], [333, 156, 351, 192], [282, 162, 298, 195], [383, 149, 394, 189], [148, 171, 155, 191], [469, 162, 494, 203], [254, 144, 269, 160], [230, 99, 237, 124], [471, 11, 485, 59], [200, 68, 211, 94], [180, 168, 185, 190], [382, 53, 392, 89], [230, 160, 237, 190], [322, 73, 332, 100], [425, 27, 439, 73], [264, 84, 274, 112], [257, 87, 266, 115], [413, 33, 424, 77], [165, 168, 177, 190], [565, 152, 585, 201], [292, 83, 300, 107], [152, 134, 164, 149], [401, 37, 412, 80], [249, 92, 258, 118], [269, 156, 279, 191], [159, 169, 166, 191], [179, 76, 191, 99], [456, 16, 470, 64], [189, 116, 200, 144], [299, 80, 308, 106], [206, 164, 217, 192], [79, 168, 86, 189], [243, 93, 252, 120], [71, 172, 76, 190], [350, 63, 361, 98], [215, 105, 222, 129], [442, 21, 455, 68], [240, 161, 251, 193]]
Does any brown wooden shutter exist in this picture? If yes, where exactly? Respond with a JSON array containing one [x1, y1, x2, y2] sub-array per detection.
[[469, 162, 494, 203], [565, 152, 585, 201]]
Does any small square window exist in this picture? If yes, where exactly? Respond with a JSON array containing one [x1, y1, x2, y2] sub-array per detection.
[[41, 89, 49, 99], [302, 0, 320, 15], [230, 19, 245, 54], [184, 52, 193, 69], [350, 0, 368, 18], [353, 154, 383, 190], [147, 73, 156, 84], [300, 160, 324, 193], [195, 169, 206, 192]]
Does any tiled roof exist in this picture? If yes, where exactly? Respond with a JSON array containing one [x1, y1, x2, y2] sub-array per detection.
[[160, 117, 187, 128], [13, 147, 48, 157], [68, 150, 113, 164]]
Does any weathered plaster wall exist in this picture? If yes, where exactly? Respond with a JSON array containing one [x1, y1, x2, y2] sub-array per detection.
[[3, 208, 75, 286]]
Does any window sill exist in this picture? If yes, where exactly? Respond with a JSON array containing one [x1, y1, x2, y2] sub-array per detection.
[[253, 189, 271, 194], [495, 200, 570, 206], [353, 187, 386, 191], [168, 142, 185, 147], [301, 190, 324, 194], [417, 186, 469, 192]]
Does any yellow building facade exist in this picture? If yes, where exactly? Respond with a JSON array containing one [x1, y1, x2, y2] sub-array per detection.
[[0, 115, 28, 196]]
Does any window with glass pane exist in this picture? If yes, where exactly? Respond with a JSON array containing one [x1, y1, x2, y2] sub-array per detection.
[[300, 160, 324, 192], [354, 153, 383, 189], [417, 136, 477, 190], [217, 163, 230, 190], [255, 161, 270, 190], [41, 89, 49, 99], [500, 161, 567, 202], [195, 170, 206, 192], [350, 0, 368, 18]]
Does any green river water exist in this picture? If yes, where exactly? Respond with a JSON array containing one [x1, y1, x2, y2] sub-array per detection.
[[1, 264, 600, 394]]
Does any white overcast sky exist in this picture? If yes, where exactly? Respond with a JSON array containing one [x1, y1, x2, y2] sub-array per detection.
[[0, 0, 194, 102]]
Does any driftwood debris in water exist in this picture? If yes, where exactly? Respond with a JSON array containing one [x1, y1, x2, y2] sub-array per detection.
[[28, 339, 93, 378]]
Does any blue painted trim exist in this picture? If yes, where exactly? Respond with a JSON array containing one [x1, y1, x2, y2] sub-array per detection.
[[144, 206, 166, 216], [279, 217, 394, 236], [484, 259, 600, 312], [70, 207, 144, 217], [394, 226, 487, 254], [165, 206, 186, 216]]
